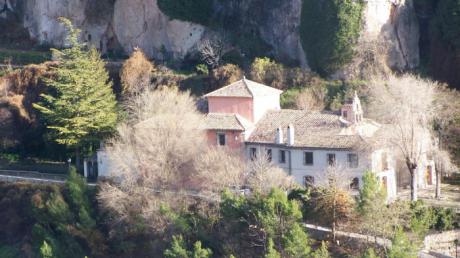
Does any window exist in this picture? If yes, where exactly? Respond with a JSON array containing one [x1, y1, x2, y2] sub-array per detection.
[[304, 152, 314, 165], [304, 176, 315, 187], [350, 177, 359, 190], [217, 133, 226, 146], [266, 149, 272, 162], [327, 153, 336, 166], [347, 153, 359, 168], [250, 147, 257, 160], [343, 110, 348, 118], [279, 150, 286, 163]]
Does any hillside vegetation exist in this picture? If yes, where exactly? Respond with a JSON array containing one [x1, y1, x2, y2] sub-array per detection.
[[300, 0, 364, 76]]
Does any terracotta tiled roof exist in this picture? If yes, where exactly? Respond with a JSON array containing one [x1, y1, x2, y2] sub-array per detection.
[[202, 113, 253, 131], [247, 110, 376, 149], [204, 78, 283, 98]]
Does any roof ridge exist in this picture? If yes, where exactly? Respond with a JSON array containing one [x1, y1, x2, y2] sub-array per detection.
[[242, 78, 254, 97]]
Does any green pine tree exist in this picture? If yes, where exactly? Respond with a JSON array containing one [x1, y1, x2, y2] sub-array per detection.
[[164, 235, 189, 258], [191, 241, 212, 258], [312, 241, 330, 258], [387, 228, 417, 258], [66, 166, 96, 229], [361, 248, 379, 258], [40, 241, 53, 258], [282, 223, 311, 257], [265, 238, 281, 258], [164, 235, 212, 258], [33, 17, 117, 162], [358, 171, 387, 215]]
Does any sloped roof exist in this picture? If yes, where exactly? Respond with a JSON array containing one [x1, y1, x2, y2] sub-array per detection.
[[202, 113, 253, 131], [247, 110, 377, 149], [205, 78, 283, 98]]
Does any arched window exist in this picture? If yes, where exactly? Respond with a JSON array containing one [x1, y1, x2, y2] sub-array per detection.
[[350, 177, 359, 190]]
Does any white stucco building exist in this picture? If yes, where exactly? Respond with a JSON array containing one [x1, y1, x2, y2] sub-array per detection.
[[242, 94, 398, 199]]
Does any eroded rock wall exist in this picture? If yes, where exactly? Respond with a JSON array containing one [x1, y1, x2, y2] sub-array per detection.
[[5, 0, 419, 71], [7, 0, 204, 59], [362, 0, 420, 70], [113, 0, 205, 59]]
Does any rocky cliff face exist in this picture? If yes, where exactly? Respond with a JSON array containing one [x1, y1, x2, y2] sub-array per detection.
[[211, 0, 306, 65], [362, 0, 419, 70], [4, 0, 419, 71], [7, 0, 205, 59]]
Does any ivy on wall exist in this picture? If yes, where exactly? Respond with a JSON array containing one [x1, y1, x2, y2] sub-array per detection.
[[300, 0, 365, 76]]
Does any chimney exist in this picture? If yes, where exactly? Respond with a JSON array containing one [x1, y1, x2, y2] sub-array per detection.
[[287, 124, 295, 146], [275, 127, 283, 144]]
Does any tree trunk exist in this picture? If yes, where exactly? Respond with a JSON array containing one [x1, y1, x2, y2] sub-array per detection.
[[332, 193, 337, 241], [406, 160, 418, 201], [435, 169, 441, 199], [436, 129, 442, 199], [410, 168, 418, 201], [75, 147, 81, 172]]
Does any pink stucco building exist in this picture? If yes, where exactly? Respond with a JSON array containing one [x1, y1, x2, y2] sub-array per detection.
[[203, 78, 282, 149]]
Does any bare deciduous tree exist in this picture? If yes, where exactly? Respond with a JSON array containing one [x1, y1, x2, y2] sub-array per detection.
[[294, 86, 327, 111], [432, 85, 460, 198], [198, 34, 228, 69], [359, 199, 411, 251], [193, 147, 245, 193], [98, 87, 204, 229], [368, 74, 445, 201], [120, 48, 155, 95], [344, 38, 391, 80], [314, 165, 355, 240], [98, 88, 297, 234], [432, 149, 458, 198], [245, 150, 296, 194]]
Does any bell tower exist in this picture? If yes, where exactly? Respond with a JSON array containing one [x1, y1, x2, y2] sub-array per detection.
[[341, 91, 363, 124]]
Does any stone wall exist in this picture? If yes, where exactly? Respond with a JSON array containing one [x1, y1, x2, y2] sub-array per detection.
[[424, 230, 460, 257]]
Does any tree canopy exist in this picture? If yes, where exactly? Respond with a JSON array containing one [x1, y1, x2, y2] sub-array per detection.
[[300, 0, 364, 76], [33, 18, 117, 150]]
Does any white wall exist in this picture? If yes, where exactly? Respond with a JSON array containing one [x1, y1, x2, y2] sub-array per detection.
[[252, 94, 281, 123], [376, 169, 397, 200], [246, 144, 370, 185], [97, 150, 113, 178], [245, 144, 398, 199]]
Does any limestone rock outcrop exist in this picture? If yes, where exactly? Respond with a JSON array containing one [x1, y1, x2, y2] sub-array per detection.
[[113, 0, 204, 59], [362, 0, 420, 70], [7, 0, 204, 59], [4, 0, 419, 71]]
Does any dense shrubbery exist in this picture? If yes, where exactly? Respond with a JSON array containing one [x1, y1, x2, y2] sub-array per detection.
[[157, 0, 213, 25], [0, 49, 50, 65], [0, 169, 105, 258], [300, 0, 365, 76]]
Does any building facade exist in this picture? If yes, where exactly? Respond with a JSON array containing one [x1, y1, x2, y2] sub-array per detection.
[[92, 78, 435, 200], [201, 78, 435, 199]]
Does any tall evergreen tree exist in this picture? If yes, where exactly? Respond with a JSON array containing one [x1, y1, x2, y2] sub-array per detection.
[[34, 18, 117, 165], [357, 170, 387, 214]]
